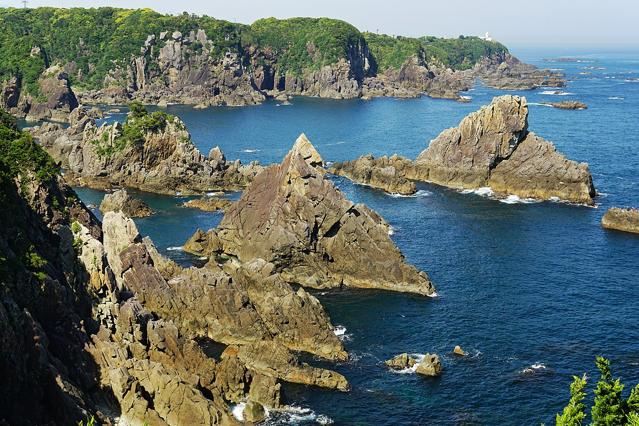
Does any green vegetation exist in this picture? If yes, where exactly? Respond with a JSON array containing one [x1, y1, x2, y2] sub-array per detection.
[[0, 7, 509, 97], [364, 32, 508, 71], [244, 17, 363, 75], [91, 102, 176, 158], [555, 357, 639, 425]]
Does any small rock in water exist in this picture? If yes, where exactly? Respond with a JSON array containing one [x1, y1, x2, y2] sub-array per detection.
[[385, 353, 417, 370], [415, 353, 442, 377], [453, 345, 467, 356]]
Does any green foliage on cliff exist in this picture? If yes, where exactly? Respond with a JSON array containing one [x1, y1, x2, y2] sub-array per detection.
[[244, 17, 364, 75], [555, 357, 639, 425], [0, 6, 510, 94], [0, 108, 59, 186], [364, 32, 508, 71]]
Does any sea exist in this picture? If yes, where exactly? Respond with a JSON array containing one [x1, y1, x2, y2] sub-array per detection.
[[73, 46, 639, 425]]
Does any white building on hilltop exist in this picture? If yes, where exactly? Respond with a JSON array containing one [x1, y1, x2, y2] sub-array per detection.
[[481, 32, 493, 42]]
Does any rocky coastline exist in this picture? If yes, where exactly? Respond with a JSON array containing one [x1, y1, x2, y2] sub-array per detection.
[[332, 95, 596, 205], [30, 106, 263, 195]]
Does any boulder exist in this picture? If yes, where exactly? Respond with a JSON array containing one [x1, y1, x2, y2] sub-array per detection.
[[601, 208, 639, 234], [415, 354, 442, 377], [243, 400, 266, 423], [204, 134, 435, 296], [99, 189, 153, 217], [453, 345, 467, 356], [385, 353, 417, 370]]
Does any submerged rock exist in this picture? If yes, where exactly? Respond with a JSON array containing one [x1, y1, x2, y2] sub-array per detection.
[[330, 154, 416, 195], [191, 134, 435, 296], [549, 101, 588, 110], [99, 189, 153, 217], [182, 197, 232, 212], [415, 354, 443, 377], [31, 107, 263, 194], [601, 208, 639, 234], [385, 353, 418, 370]]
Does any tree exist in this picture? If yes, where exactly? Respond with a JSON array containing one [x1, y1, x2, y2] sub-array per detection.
[[556, 374, 588, 426], [591, 356, 626, 426]]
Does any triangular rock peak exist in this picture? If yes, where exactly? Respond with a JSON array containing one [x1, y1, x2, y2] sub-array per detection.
[[201, 135, 435, 296]]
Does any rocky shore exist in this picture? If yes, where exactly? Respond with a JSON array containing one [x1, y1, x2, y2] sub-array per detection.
[[601, 208, 639, 234], [332, 95, 596, 205], [30, 106, 263, 195], [184, 134, 436, 296]]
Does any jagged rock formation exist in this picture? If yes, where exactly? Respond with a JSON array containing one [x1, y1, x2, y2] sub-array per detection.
[[184, 134, 435, 296], [99, 188, 153, 217], [182, 197, 232, 212], [474, 53, 565, 90], [333, 96, 596, 205], [601, 208, 639, 234], [1, 65, 78, 121], [330, 154, 417, 195], [1, 110, 354, 425], [31, 108, 263, 194], [415, 354, 442, 377]]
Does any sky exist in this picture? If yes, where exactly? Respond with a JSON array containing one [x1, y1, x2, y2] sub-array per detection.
[[2, 0, 638, 47]]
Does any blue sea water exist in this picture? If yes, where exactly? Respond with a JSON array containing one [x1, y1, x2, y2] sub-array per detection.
[[77, 47, 639, 425]]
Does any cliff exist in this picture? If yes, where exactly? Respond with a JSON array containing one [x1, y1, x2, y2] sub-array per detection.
[[31, 104, 262, 194], [0, 109, 354, 425], [332, 96, 596, 205], [1, 8, 564, 111]]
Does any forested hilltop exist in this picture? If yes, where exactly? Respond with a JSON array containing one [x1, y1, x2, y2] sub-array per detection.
[[0, 7, 563, 119]]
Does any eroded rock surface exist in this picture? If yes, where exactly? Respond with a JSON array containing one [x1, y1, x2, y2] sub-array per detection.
[[100, 189, 153, 217], [182, 197, 232, 212], [333, 95, 596, 205], [31, 108, 263, 194], [186, 135, 435, 296], [601, 208, 639, 234], [415, 354, 443, 377]]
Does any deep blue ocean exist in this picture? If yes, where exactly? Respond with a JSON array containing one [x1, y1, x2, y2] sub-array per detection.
[[75, 47, 639, 425]]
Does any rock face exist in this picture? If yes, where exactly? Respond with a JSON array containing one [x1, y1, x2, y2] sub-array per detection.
[[99, 189, 153, 217], [474, 53, 565, 90], [415, 354, 443, 377], [185, 134, 435, 296], [601, 208, 639, 234], [182, 197, 232, 212], [31, 108, 263, 194], [332, 96, 595, 205], [330, 154, 417, 195], [2, 65, 79, 121], [385, 353, 418, 370]]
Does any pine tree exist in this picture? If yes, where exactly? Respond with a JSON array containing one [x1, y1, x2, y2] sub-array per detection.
[[626, 384, 639, 422], [591, 357, 626, 426], [556, 374, 588, 426]]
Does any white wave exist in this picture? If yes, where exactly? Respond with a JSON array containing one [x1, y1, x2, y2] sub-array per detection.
[[333, 325, 352, 341], [540, 90, 574, 96], [389, 353, 425, 374], [428, 291, 438, 298], [206, 191, 225, 197], [549, 196, 561, 202], [388, 225, 395, 236], [198, 256, 208, 261], [520, 363, 548, 375], [175, 191, 182, 196], [166, 246, 183, 252], [608, 96, 624, 100], [231, 402, 246, 421], [269, 406, 333, 425], [499, 195, 539, 204], [460, 95, 472, 100], [241, 149, 260, 153], [386, 189, 432, 198], [528, 102, 553, 107], [460, 186, 494, 197]]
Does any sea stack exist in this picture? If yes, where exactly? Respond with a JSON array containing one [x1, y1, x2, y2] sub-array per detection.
[[414, 95, 596, 204], [185, 134, 436, 296], [332, 95, 596, 205]]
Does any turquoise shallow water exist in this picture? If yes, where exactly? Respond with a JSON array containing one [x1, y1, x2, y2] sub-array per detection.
[[80, 47, 639, 425]]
